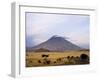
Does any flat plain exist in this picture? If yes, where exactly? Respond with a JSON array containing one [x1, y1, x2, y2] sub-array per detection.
[[26, 50, 89, 67]]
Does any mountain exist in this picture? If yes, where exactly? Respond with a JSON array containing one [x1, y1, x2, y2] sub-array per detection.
[[27, 35, 82, 52]]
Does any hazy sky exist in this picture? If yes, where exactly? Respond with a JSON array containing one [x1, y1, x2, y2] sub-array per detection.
[[26, 12, 90, 49]]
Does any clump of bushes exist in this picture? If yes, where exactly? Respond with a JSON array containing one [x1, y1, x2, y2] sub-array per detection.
[[80, 54, 89, 64]]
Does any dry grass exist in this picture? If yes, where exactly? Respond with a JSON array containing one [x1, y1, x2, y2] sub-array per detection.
[[26, 50, 89, 67]]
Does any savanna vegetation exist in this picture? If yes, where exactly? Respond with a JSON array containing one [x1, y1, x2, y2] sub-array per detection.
[[26, 50, 89, 67]]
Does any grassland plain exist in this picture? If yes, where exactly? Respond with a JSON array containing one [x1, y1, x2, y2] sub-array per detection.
[[26, 50, 89, 67]]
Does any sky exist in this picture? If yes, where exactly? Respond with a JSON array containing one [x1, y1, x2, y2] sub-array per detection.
[[26, 12, 90, 49]]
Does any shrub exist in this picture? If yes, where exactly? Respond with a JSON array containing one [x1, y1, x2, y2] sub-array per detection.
[[42, 54, 49, 57], [80, 54, 89, 64], [38, 60, 41, 63]]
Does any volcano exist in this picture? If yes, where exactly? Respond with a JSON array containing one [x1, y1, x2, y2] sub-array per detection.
[[27, 35, 82, 51]]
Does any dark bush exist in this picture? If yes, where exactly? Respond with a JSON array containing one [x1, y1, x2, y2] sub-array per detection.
[[70, 56, 74, 59], [46, 60, 51, 64], [80, 54, 89, 63], [38, 60, 41, 63], [54, 61, 56, 63], [42, 54, 49, 57], [57, 58, 62, 62], [67, 56, 70, 59]]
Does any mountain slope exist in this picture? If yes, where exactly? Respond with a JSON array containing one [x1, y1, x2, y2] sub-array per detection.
[[30, 35, 82, 51]]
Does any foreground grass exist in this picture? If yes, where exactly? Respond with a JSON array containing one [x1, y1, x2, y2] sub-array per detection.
[[26, 50, 89, 67]]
